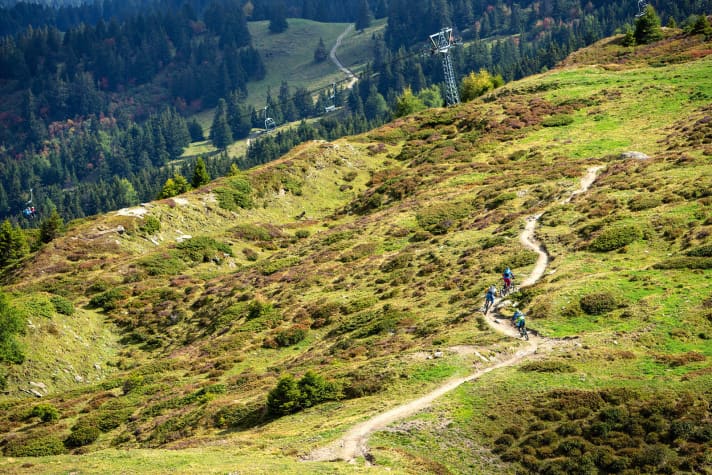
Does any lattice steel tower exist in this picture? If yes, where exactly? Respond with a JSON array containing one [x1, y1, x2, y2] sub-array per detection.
[[429, 27, 460, 106]]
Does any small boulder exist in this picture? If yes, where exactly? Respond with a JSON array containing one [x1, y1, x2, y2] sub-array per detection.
[[620, 151, 649, 160]]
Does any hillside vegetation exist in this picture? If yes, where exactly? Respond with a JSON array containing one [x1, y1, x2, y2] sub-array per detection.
[[0, 31, 711, 474]]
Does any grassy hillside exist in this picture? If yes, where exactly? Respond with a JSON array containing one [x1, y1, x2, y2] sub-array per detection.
[[245, 19, 369, 109], [0, 31, 710, 474]]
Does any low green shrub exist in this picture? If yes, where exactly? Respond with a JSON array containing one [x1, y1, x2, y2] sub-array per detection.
[[485, 192, 516, 210], [213, 403, 264, 429], [653, 257, 712, 269], [88, 288, 124, 311], [50, 295, 74, 316], [628, 194, 662, 211], [542, 114, 574, 127], [380, 251, 414, 272], [589, 225, 642, 251], [416, 202, 471, 234], [480, 235, 507, 249], [31, 404, 59, 423], [520, 361, 576, 373], [65, 424, 100, 448], [274, 325, 308, 347], [139, 216, 161, 235], [242, 247, 259, 261], [4, 433, 67, 456], [232, 224, 273, 241], [343, 368, 392, 398], [215, 175, 253, 211], [139, 252, 186, 276], [176, 236, 233, 262], [295, 229, 310, 239], [580, 292, 618, 315], [259, 256, 300, 275], [686, 244, 712, 257], [269, 371, 341, 416]]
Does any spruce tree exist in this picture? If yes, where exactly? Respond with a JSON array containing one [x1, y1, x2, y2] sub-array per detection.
[[192, 157, 211, 188], [39, 209, 64, 244], [313, 37, 328, 63], [210, 99, 233, 149], [634, 5, 664, 44], [0, 219, 28, 267], [188, 119, 205, 142], [268, 1, 289, 33], [356, 0, 373, 31]]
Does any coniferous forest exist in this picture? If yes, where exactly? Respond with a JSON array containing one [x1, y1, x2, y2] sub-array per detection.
[[0, 0, 709, 225]]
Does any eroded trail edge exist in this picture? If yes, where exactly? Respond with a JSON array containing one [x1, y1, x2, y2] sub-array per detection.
[[305, 166, 603, 464]]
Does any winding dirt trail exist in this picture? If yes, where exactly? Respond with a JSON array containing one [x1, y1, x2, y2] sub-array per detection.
[[305, 166, 603, 464], [330, 25, 358, 89]]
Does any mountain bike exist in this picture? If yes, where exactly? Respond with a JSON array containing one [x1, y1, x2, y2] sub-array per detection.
[[500, 281, 516, 297], [518, 325, 529, 340]]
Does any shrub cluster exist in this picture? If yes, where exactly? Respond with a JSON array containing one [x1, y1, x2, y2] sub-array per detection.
[[30, 404, 59, 423], [64, 424, 100, 448], [520, 361, 576, 373], [485, 192, 516, 210], [496, 390, 712, 474], [258, 256, 300, 275], [215, 175, 253, 211], [380, 251, 413, 272], [628, 194, 662, 211], [213, 402, 264, 429], [273, 325, 308, 347], [176, 236, 233, 263], [266, 371, 341, 416], [542, 114, 574, 127], [686, 244, 712, 257], [88, 288, 124, 311], [139, 216, 161, 235], [139, 252, 186, 276], [589, 225, 642, 251], [50, 295, 74, 316], [416, 202, 471, 234], [232, 224, 273, 241], [653, 257, 712, 269], [3, 433, 67, 457], [579, 292, 618, 315]]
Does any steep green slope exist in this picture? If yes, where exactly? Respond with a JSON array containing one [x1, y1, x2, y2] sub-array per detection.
[[0, 32, 710, 474]]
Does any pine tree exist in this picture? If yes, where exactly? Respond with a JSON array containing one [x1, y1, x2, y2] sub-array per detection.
[[210, 99, 233, 149], [268, 1, 289, 33], [192, 157, 211, 188], [393, 87, 426, 117], [356, 0, 373, 31], [313, 37, 328, 63], [0, 219, 28, 267], [634, 5, 663, 44], [0, 291, 25, 364], [188, 119, 205, 142], [39, 209, 64, 244]]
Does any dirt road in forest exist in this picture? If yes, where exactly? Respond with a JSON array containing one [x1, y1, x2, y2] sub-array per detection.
[[305, 166, 603, 464], [330, 25, 358, 89]]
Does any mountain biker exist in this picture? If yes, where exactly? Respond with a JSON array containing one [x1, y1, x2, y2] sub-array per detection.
[[511, 309, 523, 324], [483, 285, 496, 313], [514, 311, 526, 335], [502, 267, 514, 293]]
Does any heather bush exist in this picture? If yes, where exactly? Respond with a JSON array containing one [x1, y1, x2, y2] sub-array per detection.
[[580, 292, 618, 315], [589, 225, 642, 251], [4, 433, 66, 456]]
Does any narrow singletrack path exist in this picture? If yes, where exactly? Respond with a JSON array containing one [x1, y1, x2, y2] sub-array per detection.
[[306, 166, 603, 464]]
